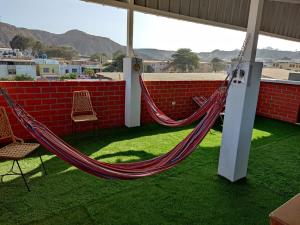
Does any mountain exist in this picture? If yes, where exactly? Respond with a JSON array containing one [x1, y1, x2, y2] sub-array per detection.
[[137, 48, 300, 62], [198, 49, 300, 62], [0, 22, 300, 61], [0, 22, 125, 57]]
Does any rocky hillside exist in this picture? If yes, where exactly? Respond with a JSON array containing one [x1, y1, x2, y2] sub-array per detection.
[[0, 22, 125, 57], [1, 22, 299, 61]]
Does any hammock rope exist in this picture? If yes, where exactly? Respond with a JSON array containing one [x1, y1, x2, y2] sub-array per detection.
[[0, 85, 226, 179]]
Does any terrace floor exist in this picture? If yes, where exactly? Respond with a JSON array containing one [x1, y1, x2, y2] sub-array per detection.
[[0, 117, 300, 225]]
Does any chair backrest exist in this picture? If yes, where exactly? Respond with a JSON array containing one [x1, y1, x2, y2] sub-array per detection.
[[0, 107, 16, 142], [71, 90, 95, 116]]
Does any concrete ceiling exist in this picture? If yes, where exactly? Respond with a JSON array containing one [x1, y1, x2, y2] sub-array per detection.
[[84, 0, 300, 42]]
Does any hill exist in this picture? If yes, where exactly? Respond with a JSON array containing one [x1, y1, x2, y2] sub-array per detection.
[[0, 22, 125, 57], [0, 22, 299, 61], [199, 49, 300, 62]]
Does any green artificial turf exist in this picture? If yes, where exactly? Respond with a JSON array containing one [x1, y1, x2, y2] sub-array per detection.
[[0, 117, 300, 225]]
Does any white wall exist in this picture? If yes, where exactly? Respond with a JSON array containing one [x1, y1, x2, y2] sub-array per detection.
[[59, 64, 81, 75], [0, 65, 8, 77], [16, 65, 37, 78]]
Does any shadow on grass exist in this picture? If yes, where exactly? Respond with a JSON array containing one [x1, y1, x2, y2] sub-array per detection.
[[95, 150, 156, 163], [1, 116, 300, 225], [1, 116, 298, 188]]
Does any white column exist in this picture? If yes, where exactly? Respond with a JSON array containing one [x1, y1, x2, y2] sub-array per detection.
[[126, 0, 134, 58], [124, 0, 142, 127], [218, 0, 264, 182], [124, 57, 142, 127]]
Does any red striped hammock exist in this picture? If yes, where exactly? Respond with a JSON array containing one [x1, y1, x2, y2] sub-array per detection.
[[140, 76, 226, 127], [0, 84, 227, 179]]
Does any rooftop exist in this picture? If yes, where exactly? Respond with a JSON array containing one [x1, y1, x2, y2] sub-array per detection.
[[1, 117, 299, 225]]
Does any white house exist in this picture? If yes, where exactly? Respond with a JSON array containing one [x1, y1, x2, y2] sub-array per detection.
[[59, 64, 82, 75], [0, 59, 36, 78]]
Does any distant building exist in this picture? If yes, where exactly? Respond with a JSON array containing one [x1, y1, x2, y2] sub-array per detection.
[[34, 59, 59, 77], [0, 59, 36, 78], [198, 62, 213, 73], [0, 48, 23, 58], [59, 64, 82, 75], [81, 64, 101, 74], [71, 59, 90, 65], [273, 61, 300, 72], [143, 60, 170, 73], [288, 72, 300, 81]]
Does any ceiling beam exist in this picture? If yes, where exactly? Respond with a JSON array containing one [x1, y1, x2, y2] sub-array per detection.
[[82, 0, 129, 9], [268, 0, 300, 4]]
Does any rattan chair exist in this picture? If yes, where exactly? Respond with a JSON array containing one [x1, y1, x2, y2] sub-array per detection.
[[71, 90, 98, 134], [0, 107, 47, 191]]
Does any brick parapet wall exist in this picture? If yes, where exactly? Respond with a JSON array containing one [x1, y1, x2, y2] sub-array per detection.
[[0, 81, 125, 139], [0, 79, 299, 140], [257, 80, 300, 123]]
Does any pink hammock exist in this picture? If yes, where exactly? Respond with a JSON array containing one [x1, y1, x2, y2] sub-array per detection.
[[140, 76, 226, 127], [0, 86, 226, 179]]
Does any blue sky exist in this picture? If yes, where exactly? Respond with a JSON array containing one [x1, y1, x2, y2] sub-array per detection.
[[1, 0, 300, 52]]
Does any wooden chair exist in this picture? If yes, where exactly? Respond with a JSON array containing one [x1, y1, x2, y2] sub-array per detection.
[[0, 107, 47, 191], [71, 90, 98, 134]]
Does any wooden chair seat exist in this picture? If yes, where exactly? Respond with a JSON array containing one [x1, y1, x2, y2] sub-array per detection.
[[72, 114, 98, 123], [0, 106, 47, 191], [0, 143, 40, 160]]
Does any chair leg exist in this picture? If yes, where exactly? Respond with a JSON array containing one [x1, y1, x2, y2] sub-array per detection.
[[94, 121, 98, 136], [9, 160, 16, 173], [74, 122, 77, 136], [0, 160, 18, 182], [15, 160, 30, 192], [72, 121, 75, 135], [39, 154, 47, 175]]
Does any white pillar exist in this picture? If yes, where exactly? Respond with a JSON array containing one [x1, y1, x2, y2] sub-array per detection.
[[218, 0, 264, 182], [126, 0, 134, 58], [124, 57, 142, 127], [124, 1, 142, 127]]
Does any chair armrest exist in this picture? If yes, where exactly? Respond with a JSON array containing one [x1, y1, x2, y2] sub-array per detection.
[[14, 136, 24, 144]]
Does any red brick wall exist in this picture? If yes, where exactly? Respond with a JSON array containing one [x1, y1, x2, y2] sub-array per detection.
[[257, 81, 300, 123], [0, 81, 125, 139], [0, 80, 299, 140]]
